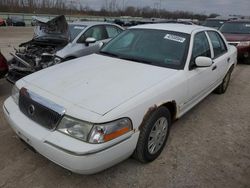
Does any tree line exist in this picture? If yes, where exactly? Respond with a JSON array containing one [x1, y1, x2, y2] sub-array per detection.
[[0, 0, 217, 20]]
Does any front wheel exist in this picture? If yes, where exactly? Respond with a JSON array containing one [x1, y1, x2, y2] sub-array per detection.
[[214, 69, 232, 94], [133, 107, 171, 163]]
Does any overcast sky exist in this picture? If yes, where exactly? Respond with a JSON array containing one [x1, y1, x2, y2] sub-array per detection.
[[78, 0, 250, 16]]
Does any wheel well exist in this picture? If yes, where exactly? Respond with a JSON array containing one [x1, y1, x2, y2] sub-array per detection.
[[229, 64, 235, 73], [161, 101, 177, 121], [139, 101, 177, 131]]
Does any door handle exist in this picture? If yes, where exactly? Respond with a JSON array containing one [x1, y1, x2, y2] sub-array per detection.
[[212, 65, 217, 71], [227, 58, 230, 63]]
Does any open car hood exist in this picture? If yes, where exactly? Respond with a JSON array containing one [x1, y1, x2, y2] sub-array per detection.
[[33, 15, 69, 42]]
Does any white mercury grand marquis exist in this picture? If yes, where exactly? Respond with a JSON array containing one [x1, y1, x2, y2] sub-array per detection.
[[3, 24, 237, 174]]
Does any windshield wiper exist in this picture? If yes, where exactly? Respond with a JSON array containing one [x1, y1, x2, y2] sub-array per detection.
[[98, 51, 119, 58]]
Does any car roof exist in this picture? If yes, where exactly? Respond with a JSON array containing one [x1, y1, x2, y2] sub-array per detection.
[[130, 23, 212, 34], [69, 21, 118, 27]]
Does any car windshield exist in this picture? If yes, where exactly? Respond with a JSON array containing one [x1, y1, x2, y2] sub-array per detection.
[[203, 20, 225, 28], [100, 29, 190, 69], [220, 22, 250, 34], [69, 24, 86, 41]]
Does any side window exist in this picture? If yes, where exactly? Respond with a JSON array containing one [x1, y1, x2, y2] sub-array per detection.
[[78, 26, 108, 43], [112, 31, 135, 49], [190, 32, 211, 69], [106, 26, 123, 38], [207, 31, 227, 58]]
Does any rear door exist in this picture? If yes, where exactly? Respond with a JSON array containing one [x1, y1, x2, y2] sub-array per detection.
[[206, 31, 229, 84]]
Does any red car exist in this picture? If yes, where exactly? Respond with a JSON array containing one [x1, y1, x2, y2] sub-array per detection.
[[0, 18, 6, 26], [0, 52, 8, 78], [220, 20, 250, 64]]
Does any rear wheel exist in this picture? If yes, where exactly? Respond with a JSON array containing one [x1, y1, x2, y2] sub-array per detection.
[[214, 69, 232, 94], [133, 107, 171, 163]]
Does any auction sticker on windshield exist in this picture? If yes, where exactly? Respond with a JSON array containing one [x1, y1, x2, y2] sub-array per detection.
[[164, 34, 186, 43]]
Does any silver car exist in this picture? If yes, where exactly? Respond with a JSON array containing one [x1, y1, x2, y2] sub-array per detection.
[[7, 17, 124, 84], [55, 22, 124, 62]]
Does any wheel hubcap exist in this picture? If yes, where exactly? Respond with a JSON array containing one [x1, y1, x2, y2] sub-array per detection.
[[148, 117, 168, 155]]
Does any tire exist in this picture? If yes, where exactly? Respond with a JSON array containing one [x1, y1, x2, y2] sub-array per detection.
[[133, 107, 171, 163], [214, 69, 232, 94]]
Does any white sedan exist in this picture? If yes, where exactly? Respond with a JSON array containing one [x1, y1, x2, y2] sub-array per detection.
[[3, 24, 237, 174]]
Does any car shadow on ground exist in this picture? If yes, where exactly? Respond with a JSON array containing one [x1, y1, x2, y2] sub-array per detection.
[[0, 79, 12, 97]]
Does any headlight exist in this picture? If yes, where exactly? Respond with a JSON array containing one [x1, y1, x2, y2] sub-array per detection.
[[238, 41, 250, 47], [57, 116, 132, 143], [57, 116, 93, 142], [89, 118, 132, 143], [12, 85, 19, 104]]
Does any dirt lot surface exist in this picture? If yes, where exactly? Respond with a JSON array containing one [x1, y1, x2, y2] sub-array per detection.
[[0, 27, 250, 188]]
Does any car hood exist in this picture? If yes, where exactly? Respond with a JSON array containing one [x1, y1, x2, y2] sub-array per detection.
[[23, 54, 178, 115], [223, 33, 250, 42], [33, 15, 69, 42]]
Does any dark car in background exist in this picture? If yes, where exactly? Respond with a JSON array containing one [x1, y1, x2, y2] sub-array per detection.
[[10, 17, 25, 26], [220, 20, 250, 64], [0, 52, 8, 78], [113, 19, 136, 27], [203, 17, 229, 29], [162, 20, 194, 25]]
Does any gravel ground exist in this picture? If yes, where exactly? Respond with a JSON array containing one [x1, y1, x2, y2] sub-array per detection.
[[0, 27, 250, 188]]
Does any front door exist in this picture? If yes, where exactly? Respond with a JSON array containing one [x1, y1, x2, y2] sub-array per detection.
[[181, 31, 216, 113]]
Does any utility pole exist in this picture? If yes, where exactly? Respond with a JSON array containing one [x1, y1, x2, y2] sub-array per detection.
[[159, 0, 162, 18]]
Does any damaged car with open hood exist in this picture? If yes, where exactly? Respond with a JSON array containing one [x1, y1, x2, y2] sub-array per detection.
[[7, 15, 124, 83], [7, 15, 69, 83]]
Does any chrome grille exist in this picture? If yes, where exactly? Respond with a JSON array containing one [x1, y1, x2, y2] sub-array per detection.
[[19, 88, 65, 130]]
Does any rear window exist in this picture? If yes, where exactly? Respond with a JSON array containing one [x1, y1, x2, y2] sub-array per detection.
[[106, 25, 123, 38], [220, 22, 250, 34], [207, 31, 227, 58]]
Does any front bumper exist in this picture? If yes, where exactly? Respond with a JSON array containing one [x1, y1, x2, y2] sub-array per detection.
[[3, 97, 139, 174]]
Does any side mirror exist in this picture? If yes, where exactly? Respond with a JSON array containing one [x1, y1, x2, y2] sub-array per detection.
[[195, 56, 213, 67], [85, 37, 96, 46]]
